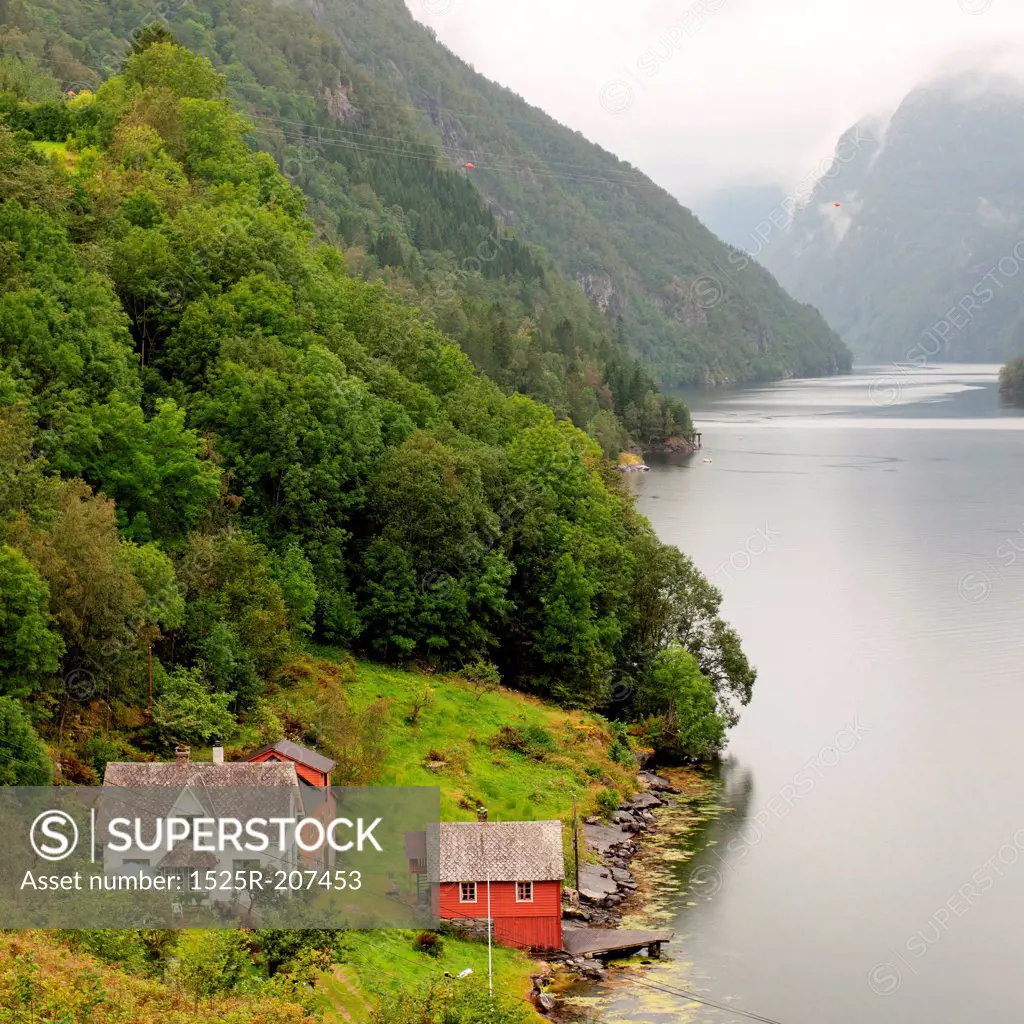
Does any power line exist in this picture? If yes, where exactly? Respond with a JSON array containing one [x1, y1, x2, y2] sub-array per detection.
[[8, 53, 674, 195]]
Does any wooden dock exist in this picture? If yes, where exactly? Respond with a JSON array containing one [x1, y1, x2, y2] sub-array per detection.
[[563, 927, 673, 958]]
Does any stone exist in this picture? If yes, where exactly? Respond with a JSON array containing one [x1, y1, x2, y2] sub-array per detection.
[[578, 864, 618, 901], [638, 770, 677, 792], [625, 791, 663, 810], [537, 993, 557, 1013], [583, 823, 632, 855]]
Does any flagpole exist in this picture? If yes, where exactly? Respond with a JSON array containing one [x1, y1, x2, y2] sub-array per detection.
[[486, 867, 493, 999]]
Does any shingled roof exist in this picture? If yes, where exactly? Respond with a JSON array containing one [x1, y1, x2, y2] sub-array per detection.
[[103, 762, 299, 788], [248, 740, 338, 774], [426, 821, 564, 883], [100, 762, 300, 830]]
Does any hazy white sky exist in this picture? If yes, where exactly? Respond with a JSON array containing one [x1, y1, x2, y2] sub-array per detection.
[[406, 0, 1024, 205]]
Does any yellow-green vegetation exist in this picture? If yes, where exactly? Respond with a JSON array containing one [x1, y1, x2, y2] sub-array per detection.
[[0, 931, 318, 1023], [254, 652, 639, 866], [29, 139, 76, 168], [617, 451, 645, 467], [322, 931, 542, 1023]]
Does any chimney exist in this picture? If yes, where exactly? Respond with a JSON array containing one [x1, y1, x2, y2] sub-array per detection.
[[212, 746, 224, 765], [174, 745, 190, 765], [477, 806, 488, 822]]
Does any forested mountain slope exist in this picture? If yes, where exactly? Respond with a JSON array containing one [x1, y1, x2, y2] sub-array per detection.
[[0, 41, 751, 796], [0, 0, 850, 387], [762, 73, 1024, 362]]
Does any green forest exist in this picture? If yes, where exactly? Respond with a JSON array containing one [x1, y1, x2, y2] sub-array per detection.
[[0, 39, 751, 793], [0, 20, 763, 1023]]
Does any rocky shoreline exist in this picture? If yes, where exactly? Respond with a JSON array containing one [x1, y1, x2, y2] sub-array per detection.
[[527, 770, 687, 1010], [565, 770, 677, 927]]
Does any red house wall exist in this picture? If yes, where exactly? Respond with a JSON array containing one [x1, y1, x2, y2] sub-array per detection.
[[437, 880, 562, 950], [247, 750, 328, 788]]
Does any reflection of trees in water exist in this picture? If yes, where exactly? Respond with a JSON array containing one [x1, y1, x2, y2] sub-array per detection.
[[650, 758, 757, 908]]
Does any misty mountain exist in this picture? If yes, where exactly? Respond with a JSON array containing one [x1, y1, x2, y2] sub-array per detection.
[[760, 72, 1024, 363]]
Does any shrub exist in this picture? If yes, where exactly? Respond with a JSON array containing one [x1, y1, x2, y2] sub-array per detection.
[[491, 723, 557, 759], [608, 735, 634, 765], [412, 931, 443, 957], [595, 788, 620, 820]]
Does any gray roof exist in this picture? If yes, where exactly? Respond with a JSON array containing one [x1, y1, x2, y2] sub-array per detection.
[[103, 762, 299, 788], [250, 740, 338, 774], [99, 762, 300, 830], [427, 820, 564, 883]]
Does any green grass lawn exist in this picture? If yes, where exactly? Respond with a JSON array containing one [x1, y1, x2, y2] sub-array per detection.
[[320, 930, 542, 1022]]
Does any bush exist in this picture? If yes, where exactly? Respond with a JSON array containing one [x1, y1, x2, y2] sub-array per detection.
[[412, 931, 444, 957], [491, 723, 557, 759], [0, 695, 52, 784], [152, 665, 235, 746], [595, 788, 620, 820], [608, 737, 633, 765]]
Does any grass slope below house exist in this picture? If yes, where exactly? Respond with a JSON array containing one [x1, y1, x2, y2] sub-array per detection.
[[0, 932, 317, 1023], [321, 931, 541, 1022]]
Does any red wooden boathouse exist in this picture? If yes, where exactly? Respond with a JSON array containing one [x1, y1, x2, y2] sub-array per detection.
[[426, 819, 564, 951]]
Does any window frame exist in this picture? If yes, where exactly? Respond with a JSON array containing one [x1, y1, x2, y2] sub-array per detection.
[[459, 881, 478, 903], [515, 880, 534, 903]]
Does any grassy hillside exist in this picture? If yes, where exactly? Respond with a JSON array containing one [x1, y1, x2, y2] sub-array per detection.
[[0, 927, 542, 1023], [267, 651, 636, 817]]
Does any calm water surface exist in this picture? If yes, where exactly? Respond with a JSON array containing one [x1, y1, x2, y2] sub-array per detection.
[[600, 365, 1024, 1024]]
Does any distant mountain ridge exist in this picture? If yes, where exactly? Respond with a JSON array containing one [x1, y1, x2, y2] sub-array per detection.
[[285, 0, 850, 385], [760, 71, 1024, 363]]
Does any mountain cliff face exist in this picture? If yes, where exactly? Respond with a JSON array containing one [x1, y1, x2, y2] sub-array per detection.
[[0, 0, 850, 385], [761, 72, 1024, 363], [284, 0, 850, 386]]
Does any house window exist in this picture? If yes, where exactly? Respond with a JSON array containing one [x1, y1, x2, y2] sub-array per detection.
[[459, 881, 477, 903], [516, 881, 534, 902]]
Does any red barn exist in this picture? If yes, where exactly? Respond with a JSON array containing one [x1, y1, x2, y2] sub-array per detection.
[[245, 740, 337, 788], [428, 820, 564, 951]]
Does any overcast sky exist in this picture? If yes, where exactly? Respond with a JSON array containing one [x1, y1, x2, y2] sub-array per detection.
[[406, 0, 1024, 207]]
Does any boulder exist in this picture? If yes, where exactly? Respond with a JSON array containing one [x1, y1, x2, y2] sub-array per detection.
[[625, 791, 663, 811], [578, 864, 618, 901], [638, 770, 677, 793]]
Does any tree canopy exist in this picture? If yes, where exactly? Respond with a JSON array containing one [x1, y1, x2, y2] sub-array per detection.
[[0, 41, 753, 769]]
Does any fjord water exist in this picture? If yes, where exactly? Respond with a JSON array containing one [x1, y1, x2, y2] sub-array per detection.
[[615, 365, 1024, 1023]]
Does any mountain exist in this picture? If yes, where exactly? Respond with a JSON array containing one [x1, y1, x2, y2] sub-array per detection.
[[0, 0, 850, 387], [760, 72, 1024, 363]]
